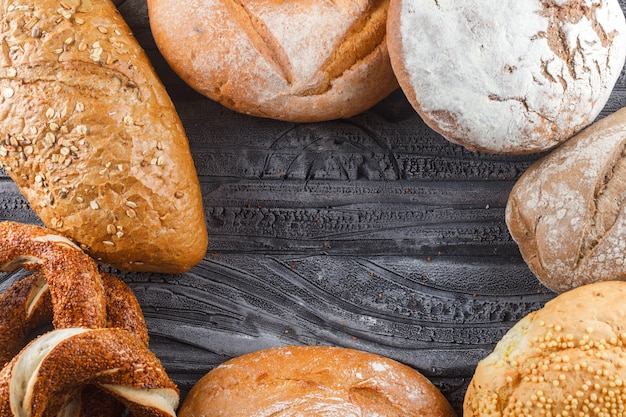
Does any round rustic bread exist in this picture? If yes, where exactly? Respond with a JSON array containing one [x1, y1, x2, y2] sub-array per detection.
[[146, 0, 398, 122], [178, 345, 457, 417], [506, 106, 626, 293], [387, 0, 626, 154], [464, 281, 626, 416]]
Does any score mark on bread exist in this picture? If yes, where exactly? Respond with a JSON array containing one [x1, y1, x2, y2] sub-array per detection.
[[147, 0, 398, 122], [0, 0, 208, 274]]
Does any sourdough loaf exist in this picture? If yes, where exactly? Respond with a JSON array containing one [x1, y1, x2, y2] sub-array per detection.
[[464, 281, 626, 416], [178, 345, 456, 417], [0, 0, 207, 273], [387, 0, 626, 154], [147, 0, 398, 122], [506, 107, 626, 293]]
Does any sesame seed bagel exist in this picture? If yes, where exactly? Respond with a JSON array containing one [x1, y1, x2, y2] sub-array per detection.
[[0, 270, 149, 367], [464, 281, 626, 417], [0, 0, 207, 274], [0, 221, 107, 330], [0, 327, 179, 416], [178, 345, 456, 417]]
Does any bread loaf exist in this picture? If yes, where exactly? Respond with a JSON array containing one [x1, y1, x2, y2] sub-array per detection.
[[0, 0, 207, 273], [506, 107, 626, 293], [464, 281, 626, 416], [146, 0, 398, 122], [387, 0, 626, 154], [178, 345, 456, 417]]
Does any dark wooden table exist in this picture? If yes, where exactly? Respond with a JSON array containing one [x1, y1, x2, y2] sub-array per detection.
[[2, 1, 625, 414]]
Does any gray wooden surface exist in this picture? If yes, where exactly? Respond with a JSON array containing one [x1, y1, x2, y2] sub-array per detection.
[[2, 1, 625, 414]]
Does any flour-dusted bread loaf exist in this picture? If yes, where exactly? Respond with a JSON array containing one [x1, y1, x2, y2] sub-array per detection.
[[0, 0, 207, 274], [387, 0, 626, 154], [506, 107, 626, 293], [464, 281, 626, 417], [146, 0, 398, 123], [178, 345, 457, 417]]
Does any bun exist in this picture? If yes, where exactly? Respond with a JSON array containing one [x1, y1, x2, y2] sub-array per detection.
[[146, 0, 398, 122], [178, 345, 456, 417], [0, 0, 207, 273], [506, 107, 626, 293], [464, 281, 626, 416], [387, 0, 626, 154]]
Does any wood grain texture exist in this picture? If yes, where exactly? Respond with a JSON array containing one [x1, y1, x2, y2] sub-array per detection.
[[1, 0, 626, 414]]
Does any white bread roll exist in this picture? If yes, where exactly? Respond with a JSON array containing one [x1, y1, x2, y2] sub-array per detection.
[[178, 345, 457, 417], [506, 107, 626, 293], [0, 0, 208, 274], [387, 0, 626, 154], [146, 0, 398, 122], [464, 281, 626, 416]]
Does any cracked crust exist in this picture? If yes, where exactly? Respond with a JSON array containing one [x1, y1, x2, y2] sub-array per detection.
[[146, 0, 398, 122], [506, 107, 626, 293], [464, 281, 626, 416], [387, 0, 626, 154], [0, 0, 208, 274], [178, 345, 456, 417]]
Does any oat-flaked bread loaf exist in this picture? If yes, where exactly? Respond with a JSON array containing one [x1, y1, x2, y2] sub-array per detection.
[[464, 281, 626, 416], [387, 0, 626, 154], [178, 345, 457, 417], [0, 0, 207, 274], [146, 0, 398, 123], [506, 107, 626, 293]]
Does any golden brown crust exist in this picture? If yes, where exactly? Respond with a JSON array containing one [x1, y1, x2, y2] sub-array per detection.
[[179, 345, 456, 417], [0, 328, 179, 416], [0, 273, 51, 366], [0, 221, 107, 329], [464, 281, 626, 417], [506, 107, 626, 292], [147, 0, 398, 122], [0, 0, 207, 274]]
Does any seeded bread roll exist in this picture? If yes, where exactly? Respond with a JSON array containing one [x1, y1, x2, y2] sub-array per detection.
[[506, 107, 626, 293], [178, 345, 457, 417], [0, 0, 207, 273], [146, 0, 398, 123], [387, 0, 626, 154], [464, 281, 626, 416]]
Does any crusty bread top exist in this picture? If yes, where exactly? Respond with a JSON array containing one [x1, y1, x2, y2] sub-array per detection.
[[387, 0, 626, 154], [464, 281, 626, 417], [0, 0, 207, 273], [506, 106, 626, 293], [178, 345, 456, 417], [147, 0, 398, 122]]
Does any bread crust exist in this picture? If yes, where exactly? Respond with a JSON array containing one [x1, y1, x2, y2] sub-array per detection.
[[0, 0, 208, 274], [178, 345, 456, 417], [387, 0, 626, 154], [464, 281, 626, 416], [506, 107, 626, 293], [147, 0, 398, 122]]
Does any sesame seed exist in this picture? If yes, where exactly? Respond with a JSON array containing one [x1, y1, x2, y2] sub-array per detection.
[[97, 26, 108, 34], [125, 201, 138, 209], [90, 200, 99, 210], [2, 87, 14, 98], [102, 240, 115, 246]]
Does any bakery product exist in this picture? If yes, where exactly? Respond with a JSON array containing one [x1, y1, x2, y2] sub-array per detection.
[[147, 0, 398, 122], [178, 345, 456, 417], [464, 280, 626, 416], [387, 0, 626, 154], [506, 107, 626, 293], [0, 0, 208, 274]]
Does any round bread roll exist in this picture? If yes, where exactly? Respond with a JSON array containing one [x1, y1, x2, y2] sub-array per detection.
[[387, 0, 626, 154], [506, 106, 626, 293], [464, 280, 626, 417], [146, 0, 398, 122], [178, 345, 456, 417]]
